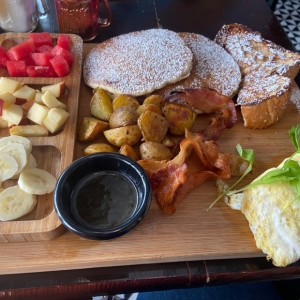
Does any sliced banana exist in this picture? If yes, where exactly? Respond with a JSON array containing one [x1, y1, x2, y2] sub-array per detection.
[[26, 153, 38, 169], [0, 154, 18, 181], [0, 135, 32, 153], [18, 168, 56, 195], [0, 143, 28, 175], [0, 185, 37, 221]]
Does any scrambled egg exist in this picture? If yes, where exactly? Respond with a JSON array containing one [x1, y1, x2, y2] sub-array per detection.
[[227, 155, 300, 267]]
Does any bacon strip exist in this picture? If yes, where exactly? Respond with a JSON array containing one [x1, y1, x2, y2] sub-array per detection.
[[165, 88, 237, 140], [138, 130, 232, 214]]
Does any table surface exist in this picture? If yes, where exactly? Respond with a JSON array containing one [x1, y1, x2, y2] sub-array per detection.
[[1, 0, 300, 299]]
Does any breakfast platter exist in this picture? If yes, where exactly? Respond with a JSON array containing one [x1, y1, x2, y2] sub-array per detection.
[[0, 27, 300, 274], [0, 32, 83, 242]]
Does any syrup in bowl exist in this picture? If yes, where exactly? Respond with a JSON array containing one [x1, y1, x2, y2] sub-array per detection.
[[71, 171, 138, 230]]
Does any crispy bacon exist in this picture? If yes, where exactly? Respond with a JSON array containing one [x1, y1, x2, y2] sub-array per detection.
[[138, 130, 232, 214], [165, 88, 237, 140]]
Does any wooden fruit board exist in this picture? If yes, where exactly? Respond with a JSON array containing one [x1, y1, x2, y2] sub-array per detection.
[[0, 43, 300, 275], [0, 33, 83, 242]]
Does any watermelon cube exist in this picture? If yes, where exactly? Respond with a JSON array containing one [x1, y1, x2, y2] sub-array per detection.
[[50, 55, 70, 77], [27, 65, 56, 77], [7, 60, 28, 77], [57, 35, 72, 51], [0, 47, 9, 68], [31, 52, 54, 66], [29, 32, 53, 48], [51, 45, 74, 66], [7, 40, 36, 61], [37, 45, 53, 53]]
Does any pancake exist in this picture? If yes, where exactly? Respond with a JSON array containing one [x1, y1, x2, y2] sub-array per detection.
[[156, 32, 242, 98], [83, 29, 193, 96]]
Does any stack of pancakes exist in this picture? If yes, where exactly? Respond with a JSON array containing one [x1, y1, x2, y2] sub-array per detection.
[[83, 28, 241, 99]]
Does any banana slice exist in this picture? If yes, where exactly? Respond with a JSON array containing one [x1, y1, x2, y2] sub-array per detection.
[[0, 185, 37, 221], [0, 154, 18, 181], [18, 168, 56, 195], [26, 153, 38, 169], [0, 135, 32, 153], [0, 143, 28, 175]]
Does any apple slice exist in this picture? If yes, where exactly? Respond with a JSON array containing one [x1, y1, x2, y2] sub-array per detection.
[[0, 77, 21, 94], [2, 104, 23, 125], [41, 90, 66, 109], [43, 107, 69, 133], [13, 85, 36, 101], [41, 81, 65, 98], [0, 116, 8, 128], [0, 92, 16, 108], [27, 103, 49, 125]]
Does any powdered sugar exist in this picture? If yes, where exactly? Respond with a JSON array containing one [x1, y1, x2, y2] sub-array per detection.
[[237, 74, 291, 105], [83, 29, 193, 96], [215, 24, 300, 78], [156, 32, 242, 98]]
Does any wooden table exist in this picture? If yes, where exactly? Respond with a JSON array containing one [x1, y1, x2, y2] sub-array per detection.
[[1, 0, 300, 299]]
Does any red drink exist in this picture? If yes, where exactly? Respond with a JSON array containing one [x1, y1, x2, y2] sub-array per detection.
[[55, 0, 111, 41]]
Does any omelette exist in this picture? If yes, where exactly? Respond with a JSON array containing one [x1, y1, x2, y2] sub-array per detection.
[[226, 128, 300, 267]]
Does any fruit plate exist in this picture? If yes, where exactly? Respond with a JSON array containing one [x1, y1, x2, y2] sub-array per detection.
[[0, 32, 83, 242]]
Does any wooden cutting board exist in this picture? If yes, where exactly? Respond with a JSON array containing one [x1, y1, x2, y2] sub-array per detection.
[[0, 33, 83, 242], [0, 43, 299, 274]]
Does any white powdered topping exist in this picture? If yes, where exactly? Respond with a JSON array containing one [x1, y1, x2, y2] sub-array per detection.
[[290, 81, 300, 111], [179, 33, 241, 97], [83, 29, 193, 96], [237, 74, 291, 105], [215, 24, 300, 78], [156, 32, 242, 97]]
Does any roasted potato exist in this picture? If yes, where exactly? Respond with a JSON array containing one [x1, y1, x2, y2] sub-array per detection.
[[112, 94, 140, 111], [90, 88, 113, 121], [137, 110, 169, 142], [162, 102, 196, 136], [139, 141, 173, 161], [104, 125, 142, 147], [83, 143, 116, 155], [78, 117, 109, 142], [119, 144, 140, 161], [143, 94, 164, 107], [136, 103, 162, 116], [109, 107, 139, 128]]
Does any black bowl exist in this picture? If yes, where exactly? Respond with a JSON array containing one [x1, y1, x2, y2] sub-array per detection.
[[54, 153, 152, 240]]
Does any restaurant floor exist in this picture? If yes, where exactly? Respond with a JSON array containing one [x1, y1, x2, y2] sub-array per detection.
[[93, 1, 300, 299]]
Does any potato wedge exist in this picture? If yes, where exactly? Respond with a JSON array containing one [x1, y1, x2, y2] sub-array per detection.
[[90, 88, 113, 121], [112, 95, 140, 111], [162, 102, 196, 136], [109, 107, 139, 128], [78, 117, 109, 142], [83, 143, 116, 155], [104, 125, 142, 147], [138, 110, 169, 142], [140, 141, 173, 161], [143, 94, 164, 107], [119, 144, 140, 161], [136, 103, 162, 116]]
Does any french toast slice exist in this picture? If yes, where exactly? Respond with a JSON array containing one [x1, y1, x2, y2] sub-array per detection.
[[237, 73, 292, 129], [215, 23, 300, 79], [215, 23, 300, 129]]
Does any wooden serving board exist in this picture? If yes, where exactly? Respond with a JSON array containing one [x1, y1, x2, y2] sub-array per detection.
[[0, 43, 299, 275], [0, 33, 83, 242]]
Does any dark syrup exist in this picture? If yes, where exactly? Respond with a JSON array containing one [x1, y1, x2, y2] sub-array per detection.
[[71, 171, 138, 230]]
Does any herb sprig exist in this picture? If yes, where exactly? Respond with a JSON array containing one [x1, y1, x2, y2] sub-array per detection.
[[208, 125, 300, 210]]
